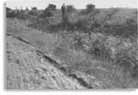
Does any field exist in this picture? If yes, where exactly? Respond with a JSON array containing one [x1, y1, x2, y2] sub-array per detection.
[[5, 6, 138, 89]]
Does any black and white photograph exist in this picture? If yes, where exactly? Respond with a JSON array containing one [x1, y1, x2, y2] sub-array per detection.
[[5, 0, 138, 90]]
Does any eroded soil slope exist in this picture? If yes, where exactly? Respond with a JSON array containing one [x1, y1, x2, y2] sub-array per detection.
[[6, 35, 85, 89]]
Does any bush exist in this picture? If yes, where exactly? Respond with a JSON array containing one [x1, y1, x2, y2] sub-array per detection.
[[88, 39, 112, 61], [73, 18, 89, 31], [41, 9, 53, 17], [103, 20, 137, 41], [114, 50, 138, 79]]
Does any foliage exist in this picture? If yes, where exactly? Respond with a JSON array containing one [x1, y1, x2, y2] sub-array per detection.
[[86, 4, 95, 13], [102, 18, 137, 41], [40, 4, 57, 18], [6, 7, 19, 18], [114, 49, 138, 79], [47, 4, 56, 10], [66, 5, 76, 12], [28, 7, 38, 16]]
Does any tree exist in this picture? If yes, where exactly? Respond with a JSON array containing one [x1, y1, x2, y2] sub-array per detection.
[[29, 7, 38, 16], [32, 7, 37, 10], [86, 4, 95, 13], [41, 4, 56, 18], [6, 7, 19, 18], [61, 3, 68, 29], [66, 5, 76, 12], [47, 4, 56, 11]]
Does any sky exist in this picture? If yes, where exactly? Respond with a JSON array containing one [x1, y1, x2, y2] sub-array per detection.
[[6, 0, 138, 9]]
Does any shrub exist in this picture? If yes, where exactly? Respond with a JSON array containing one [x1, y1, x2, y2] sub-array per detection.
[[103, 20, 137, 41], [114, 50, 138, 79], [74, 18, 89, 31], [88, 39, 112, 61]]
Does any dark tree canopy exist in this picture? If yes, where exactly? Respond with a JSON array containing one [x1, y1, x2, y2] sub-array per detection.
[[28, 7, 38, 16], [86, 4, 95, 12], [40, 4, 57, 17], [66, 5, 76, 12], [6, 7, 19, 18], [31, 7, 37, 11], [47, 4, 56, 10]]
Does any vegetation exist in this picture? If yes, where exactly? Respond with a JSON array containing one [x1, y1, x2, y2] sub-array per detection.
[[66, 5, 76, 12], [86, 4, 95, 13], [6, 3, 138, 88]]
